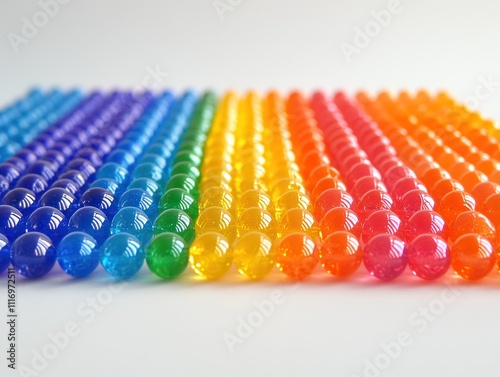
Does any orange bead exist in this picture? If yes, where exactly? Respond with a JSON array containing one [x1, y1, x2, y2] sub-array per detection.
[[459, 170, 488, 193], [449, 211, 496, 244], [430, 178, 464, 207], [471, 181, 500, 212], [449, 160, 474, 180], [490, 170, 500, 185], [275, 233, 318, 280], [310, 177, 347, 204], [278, 208, 319, 240], [307, 165, 341, 192], [451, 234, 495, 280], [482, 193, 500, 229], [320, 231, 362, 277], [476, 159, 500, 176], [438, 191, 476, 225], [320, 207, 362, 240], [421, 166, 451, 189], [300, 150, 330, 177]]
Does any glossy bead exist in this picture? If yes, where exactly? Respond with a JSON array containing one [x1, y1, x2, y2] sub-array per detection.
[[363, 234, 407, 281], [165, 174, 198, 199], [362, 210, 404, 243], [170, 162, 201, 181], [100, 233, 144, 279], [408, 234, 450, 280], [320, 207, 361, 240], [16, 174, 48, 198], [430, 178, 464, 207], [0, 163, 21, 184], [438, 191, 476, 225], [319, 231, 361, 277], [68, 207, 110, 246], [96, 163, 129, 185], [449, 211, 496, 243], [0, 176, 9, 201], [451, 234, 494, 280], [90, 178, 120, 196], [111, 207, 153, 246], [391, 177, 427, 204], [140, 153, 168, 170], [383, 165, 417, 192], [236, 208, 276, 239], [159, 188, 198, 220], [397, 189, 435, 222], [128, 178, 160, 199], [146, 233, 189, 279], [356, 189, 394, 223], [153, 209, 195, 245], [278, 208, 319, 240], [405, 210, 449, 243], [313, 189, 353, 221], [39, 188, 78, 217], [275, 190, 311, 220], [233, 232, 275, 279], [11, 232, 56, 278], [27, 161, 57, 183], [471, 181, 500, 212], [106, 149, 136, 168], [57, 232, 100, 278], [51, 179, 81, 199], [189, 232, 232, 279], [59, 170, 87, 189], [275, 232, 318, 280], [310, 177, 347, 204], [460, 170, 488, 193], [2, 188, 37, 217], [80, 187, 118, 219], [132, 162, 164, 183], [195, 207, 236, 242], [0, 235, 10, 274], [27, 207, 67, 245], [237, 189, 273, 214], [118, 188, 157, 220], [481, 193, 500, 229], [66, 158, 97, 180]]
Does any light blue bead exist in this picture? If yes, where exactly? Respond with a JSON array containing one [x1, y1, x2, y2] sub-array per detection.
[[127, 178, 160, 199], [111, 207, 153, 246], [106, 149, 136, 168], [132, 162, 164, 184], [100, 233, 144, 279], [118, 188, 157, 219], [90, 178, 121, 196], [96, 163, 129, 186], [57, 232, 99, 278]]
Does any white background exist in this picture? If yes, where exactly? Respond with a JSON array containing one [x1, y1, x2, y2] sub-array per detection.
[[2, 0, 500, 376]]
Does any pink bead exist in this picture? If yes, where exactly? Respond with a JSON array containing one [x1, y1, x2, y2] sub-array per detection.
[[346, 162, 382, 188], [363, 234, 408, 281], [391, 177, 427, 203], [408, 234, 450, 280], [405, 210, 449, 243], [397, 189, 435, 222], [361, 210, 404, 243], [356, 189, 394, 223], [351, 176, 387, 200], [383, 165, 417, 192]]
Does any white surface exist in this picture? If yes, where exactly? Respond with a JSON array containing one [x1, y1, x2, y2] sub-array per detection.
[[2, 0, 500, 376]]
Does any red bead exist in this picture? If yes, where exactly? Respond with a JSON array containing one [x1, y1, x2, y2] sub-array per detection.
[[408, 234, 450, 280], [351, 176, 387, 200], [310, 177, 347, 204], [383, 165, 417, 192], [363, 234, 407, 281], [357, 189, 394, 223], [397, 189, 435, 222], [346, 162, 382, 188], [405, 210, 449, 243], [361, 210, 404, 243], [391, 177, 427, 203]]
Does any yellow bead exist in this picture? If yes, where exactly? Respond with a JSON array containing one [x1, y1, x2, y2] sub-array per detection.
[[233, 232, 275, 279], [237, 208, 276, 239], [237, 189, 274, 214], [275, 190, 312, 221], [271, 178, 306, 201], [199, 187, 235, 215], [189, 232, 232, 279], [195, 207, 236, 242], [278, 208, 319, 241]]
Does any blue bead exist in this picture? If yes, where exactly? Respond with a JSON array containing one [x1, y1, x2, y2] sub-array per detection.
[[140, 153, 168, 170], [40, 150, 66, 169], [27, 207, 67, 245], [100, 233, 144, 279], [68, 206, 110, 246], [127, 178, 160, 199], [65, 158, 97, 180], [146, 143, 173, 160], [116, 140, 143, 158], [25, 142, 47, 157], [75, 148, 102, 167], [57, 232, 99, 278], [39, 188, 78, 217], [80, 187, 118, 218], [51, 179, 81, 199], [0, 163, 21, 185], [27, 161, 57, 183], [111, 207, 153, 246], [118, 188, 157, 219], [2, 188, 37, 217], [87, 138, 112, 157], [16, 174, 49, 198], [14, 149, 37, 165], [106, 149, 136, 168], [0, 234, 10, 274], [96, 163, 129, 186], [132, 162, 164, 183], [0, 176, 9, 201], [90, 178, 121, 196], [50, 143, 72, 158], [11, 232, 56, 278], [0, 205, 26, 243], [5, 157, 27, 172], [59, 170, 87, 189]]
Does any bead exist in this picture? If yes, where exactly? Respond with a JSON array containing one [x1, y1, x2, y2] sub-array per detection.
[[57, 232, 100, 278], [278, 208, 319, 240], [132, 162, 164, 183], [237, 189, 273, 214], [363, 234, 407, 281], [451, 234, 494, 280], [111, 207, 153, 246], [118, 188, 157, 220], [100, 233, 144, 279], [408, 234, 450, 280], [361, 210, 404, 243], [27, 161, 57, 183], [96, 163, 129, 185], [351, 176, 387, 200], [391, 177, 427, 204], [438, 191, 476, 225], [471, 181, 500, 212], [0, 176, 9, 201], [159, 188, 198, 220], [90, 178, 120, 196], [16, 174, 49, 198], [80, 187, 118, 219], [39, 188, 78, 217], [146, 232, 189, 279], [320, 207, 361, 240], [397, 189, 435, 222], [449, 211, 496, 244], [106, 149, 136, 168], [0, 235, 10, 274], [319, 231, 361, 277], [195, 207, 236, 242], [0, 205, 26, 243], [51, 179, 81, 199], [0, 163, 21, 184], [153, 208, 195, 245], [27, 207, 67, 245], [199, 187, 234, 214], [170, 162, 201, 181], [405, 210, 449, 243], [236, 208, 276, 239], [356, 189, 394, 223], [128, 178, 160, 199], [11, 232, 56, 278], [165, 174, 198, 199], [59, 170, 87, 189], [2, 187, 37, 217], [68, 207, 110, 246], [189, 232, 232, 279], [482, 193, 500, 229], [430, 178, 464, 207], [275, 233, 318, 280], [233, 232, 275, 279], [310, 177, 347, 204]]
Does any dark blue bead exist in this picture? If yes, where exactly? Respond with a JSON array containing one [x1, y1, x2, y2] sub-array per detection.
[[2, 188, 37, 217], [0, 234, 10, 274], [27, 161, 57, 183], [14, 149, 37, 165], [57, 232, 99, 278], [87, 138, 112, 157], [0, 163, 21, 185], [65, 158, 97, 180], [25, 142, 47, 158], [51, 179, 81, 199], [50, 142, 73, 158], [27, 207, 68, 245], [16, 174, 49, 198], [0, 176, 9, 201], [11, 232, 56, 278], [59, 170, 87, 189], [0, 205, 26, 243], [41, 150, 67, 169], [80, 187, 118, 218], [90, 178, 120, 196], [39, 188, 77, 217], [68, 207, 110, 246], [5, 157, 27, 172], [75, 148, 102, 167]]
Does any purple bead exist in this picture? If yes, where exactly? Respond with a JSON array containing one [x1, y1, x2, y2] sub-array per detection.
[[16, 174, 49, 198], [2, 188, 38, 217]]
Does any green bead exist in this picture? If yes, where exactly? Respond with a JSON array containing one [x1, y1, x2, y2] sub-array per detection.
[[165, 174, 199, 199], [146, 232, 189, 279], [159, 188, 198, 220], [153, 208, 195, 244], [173, 151, 202, 167], [178, 142, 204, 158], [170, 162, 201, 181]]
